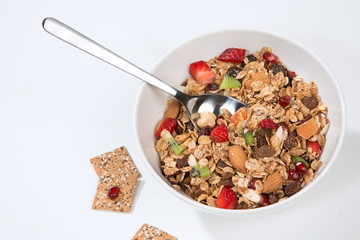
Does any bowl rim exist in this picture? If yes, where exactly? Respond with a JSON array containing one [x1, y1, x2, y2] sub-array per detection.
[[133, 28, 346, 215]]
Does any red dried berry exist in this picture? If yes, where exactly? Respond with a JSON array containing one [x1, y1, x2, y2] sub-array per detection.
[[287, 70, 297, 78], [249, 178, 261, 190], [279, 95, 291, 108], [263, 52, 278, 63], [210, 123, 229, 143], [216, 186, 238, 209], [155, 118, 177, 138], [261, 194, 270, 206], [306, 141, 321, 154], [259, 118, 279, 130], [296, 161, 308, 174], [289, 170, 300, 181], [108, 186, 120, 200]]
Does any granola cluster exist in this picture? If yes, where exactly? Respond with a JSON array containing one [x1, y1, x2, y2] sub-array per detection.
[[155, 47, 330, 209]]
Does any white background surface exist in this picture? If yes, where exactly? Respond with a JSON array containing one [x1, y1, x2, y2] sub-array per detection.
[[0, 0, 359, 239]]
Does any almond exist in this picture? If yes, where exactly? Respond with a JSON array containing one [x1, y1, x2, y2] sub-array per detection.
[[163, 100, 180, 119], [244, 72, 270, 89], [262, 172, 283, 194], [296, 117, 318, 140], [242, 189, 262, 203], [228, 145, 247, 174]]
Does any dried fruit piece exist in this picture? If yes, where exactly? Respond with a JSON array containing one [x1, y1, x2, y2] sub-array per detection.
[[284, 131, 298, 149], [191, 165, 210, 178], [219, 74, 241, 90], [259, 118, 279, 130], [161, 129, 184, 155], [155, 118, 177, 138], [270, 62, 286, 75], [204, 83, 219, 91], [189, 60, 216, 85], [292, 156, 310, 168], [231, 107, 247, 125], [302, 96, 319, 110], [210, 123, 229, 143], [307, 141, 321, 154], [263, 52, 278, 63], [256, 135, 268, 148], [108, 186, 120, 200], [227, 67, 242, 78], [268, 194, 279, 204], [249, 178, 261, 190], [262, 172, 283, 194], [279, 95, 291, 108], [244, 72, 271, 89], [253, 145, 276, 158], [287, 70, 297, 78], [285, 181, 301, 196], [228, 145, 247, 174], [296, 161, 308, 174], [289, 170, 300, 181], [243, 131, 254, 145], [261, 194, 270, 206], [164, 100, 180, 119], [218, 48, 246, 64], [296, 117, 318, 140], [216, 186, 238, 209]]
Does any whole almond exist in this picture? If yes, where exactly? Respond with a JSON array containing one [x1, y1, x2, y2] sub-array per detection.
[[296, 117, 318, 140], [262, 172, 283, 194], [244, 72, 270, 89], [228, 145, 247, 174], [164, 100, 180, 119]]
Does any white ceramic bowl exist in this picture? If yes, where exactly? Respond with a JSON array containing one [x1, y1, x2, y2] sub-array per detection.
[[134, 29, 346, 216]]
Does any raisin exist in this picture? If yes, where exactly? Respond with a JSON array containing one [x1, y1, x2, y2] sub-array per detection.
[[269, 194, 279, 204], [236, 201, 250, 209], [253, 145, 276, 158], [284, 181, 301, 196], [177, 181, 187, 192], [247, 54, 257, 63], [199, 127, 212, 136], [219, 178, 234, 187], [176, 155, 189, 168], [227, 67, 242, 78], [222, 172, 234, 179], [217, 160, 228, 168], [302, 96, 319, 110], [205, 83, 220, 91], [257, 127, 273, 137], [284, 131, 298, 150], [175, 124, 183, 135], [256, 135, 268, 148], [270, 62, 287, 76], [185, 121, 194, 131]]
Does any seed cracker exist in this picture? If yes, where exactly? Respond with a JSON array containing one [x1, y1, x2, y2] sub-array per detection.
[[90, 146, 140, 179], [131, 224, 177, 240], [92, 170, 138, 212]]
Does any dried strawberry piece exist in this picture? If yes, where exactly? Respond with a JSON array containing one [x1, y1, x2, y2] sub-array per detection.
[[259, 118, 279, 129], [216, 186, 238, 209], [155, 118, 177, 138], [218, 48, 246, 64], [210, 123, 229, 143], [279, 95, 291, 108], [307, 140, 321, 154]]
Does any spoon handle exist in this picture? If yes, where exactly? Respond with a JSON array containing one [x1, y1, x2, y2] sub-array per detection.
[[42, 17, 181, 98]]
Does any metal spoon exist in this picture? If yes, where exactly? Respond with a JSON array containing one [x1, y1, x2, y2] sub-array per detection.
[[42, 18, 247, 129]]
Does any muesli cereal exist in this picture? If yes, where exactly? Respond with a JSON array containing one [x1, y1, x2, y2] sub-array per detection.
[[154, 47, 330, 209]]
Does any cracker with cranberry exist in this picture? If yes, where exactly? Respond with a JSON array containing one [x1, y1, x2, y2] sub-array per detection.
[[92, 171, 138, 212], [131, 224, 177, 240], [90, 146, 140, 179]]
